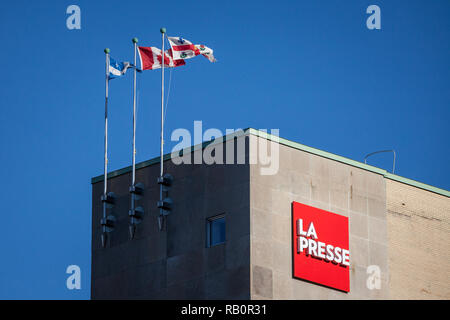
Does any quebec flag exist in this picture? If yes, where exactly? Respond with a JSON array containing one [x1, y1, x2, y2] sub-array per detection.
[[108, 57, 132, 80]]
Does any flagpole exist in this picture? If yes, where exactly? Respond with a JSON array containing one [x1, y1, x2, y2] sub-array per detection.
[[159, 27, 166, 230], [104, 48, 110, 198], [102, 48, 110, 247], [129, 38, 138, 239], [132, 39, 138, 187]]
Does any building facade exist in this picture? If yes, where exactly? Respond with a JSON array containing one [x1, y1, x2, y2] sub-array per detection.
[[91, 129, 450, 299]]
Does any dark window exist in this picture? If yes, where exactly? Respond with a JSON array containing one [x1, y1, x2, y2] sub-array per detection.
[[206, 214, 226, 247]]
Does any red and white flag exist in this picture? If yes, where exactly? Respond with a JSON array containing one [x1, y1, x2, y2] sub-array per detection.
[[167, 37, 201, 60], [138, 46, 185, 70], [195, 44, 216, 63]]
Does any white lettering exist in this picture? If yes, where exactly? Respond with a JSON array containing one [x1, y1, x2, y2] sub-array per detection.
[[317, 241, 326, 259], [203, 128, 224, 165], [342, 249, 350, 266], [306, 222, 318, 239], [225, 129, 245, 164], [366, 265, 381, 290], [334, 247, 342, 264], [297, 219, 307, 236], [298, 236, 308, 253], [66, 265, 81, 290], [258, 129, 279, 176], [171, 128, 192, 164], [326, 244, 334, 261], [308, 238, 318, 256], [182, 304, 215, 318], [295, 219, 349, 266], [366, 5, 381, 30], [66, 5, 81, 30]]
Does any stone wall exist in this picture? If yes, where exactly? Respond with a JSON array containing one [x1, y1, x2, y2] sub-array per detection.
[[91, 137, 250, 299], [249, 135, 390, 299], [386, 179, 450, 299], [91, 131, 449, 300]]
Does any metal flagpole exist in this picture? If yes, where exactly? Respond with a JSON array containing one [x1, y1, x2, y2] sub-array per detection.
[[104, 49, 110, 199], [159, 27, 166, 230], [102, 48, 110, 247], [129, 38, 138, 239], [132, 40, 138, 187]]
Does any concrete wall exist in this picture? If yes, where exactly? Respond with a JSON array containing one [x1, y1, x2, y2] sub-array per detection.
[[249, 135, 390, 299], [91, 137, 250, 299], [386, 179, 450, 299], [91, 131, 449, 300]]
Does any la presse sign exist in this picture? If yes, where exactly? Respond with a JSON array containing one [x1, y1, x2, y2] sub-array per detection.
[[292, 201, 350, 292]]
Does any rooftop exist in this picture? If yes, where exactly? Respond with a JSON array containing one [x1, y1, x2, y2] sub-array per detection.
[[91, 128, 449, 198]]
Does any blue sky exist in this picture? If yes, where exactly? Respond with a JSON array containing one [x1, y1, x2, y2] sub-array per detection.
[[0, 0, 448, 299]]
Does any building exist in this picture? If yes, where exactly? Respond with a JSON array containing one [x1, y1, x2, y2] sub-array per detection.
[[90, 128, 450, 299]]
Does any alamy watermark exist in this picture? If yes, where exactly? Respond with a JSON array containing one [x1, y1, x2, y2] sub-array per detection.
[[66, 5, 81, 30], [366, 5, 381, 30], [170, 121, 280, 175], [65, 5, 380, 31], [66, 265, 81, 290], [366, 265, 381, 290]]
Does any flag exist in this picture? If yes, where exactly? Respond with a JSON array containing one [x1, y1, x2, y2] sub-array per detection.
[[108, 57, 132, 79], [167, 37, 200, 60], [195, 44, 216, 63], [138, 46, 185, 70]]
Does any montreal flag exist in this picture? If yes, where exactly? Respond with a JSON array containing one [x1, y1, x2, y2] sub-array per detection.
[[167, 36, 200, 60]]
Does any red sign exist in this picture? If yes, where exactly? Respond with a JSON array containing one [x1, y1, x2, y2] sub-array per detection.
[[292, 201, 350, 292]]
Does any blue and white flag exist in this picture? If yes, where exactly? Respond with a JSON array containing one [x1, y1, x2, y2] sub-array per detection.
[[108, 57, 133, 80]]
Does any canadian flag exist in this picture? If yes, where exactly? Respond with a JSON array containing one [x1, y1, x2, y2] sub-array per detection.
[[138, 46, 185, 70], [167, 37, 201, 60]]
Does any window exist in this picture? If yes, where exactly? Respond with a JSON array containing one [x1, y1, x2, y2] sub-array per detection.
[[206, 214, 226, 248]]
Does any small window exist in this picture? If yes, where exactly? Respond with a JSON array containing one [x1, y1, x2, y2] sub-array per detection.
[[206, 214, 226, 248]]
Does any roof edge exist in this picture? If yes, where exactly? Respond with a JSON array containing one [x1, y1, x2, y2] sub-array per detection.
[[248, 128, 450, 198], [91, 128, 449, 198], [90, 128, 248, 184]]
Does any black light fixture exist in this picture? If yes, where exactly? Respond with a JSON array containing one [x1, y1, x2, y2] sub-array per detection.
[[100, 192, 116, 248], [129, 182, 144, 239], [157, 173, 173, 231]]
